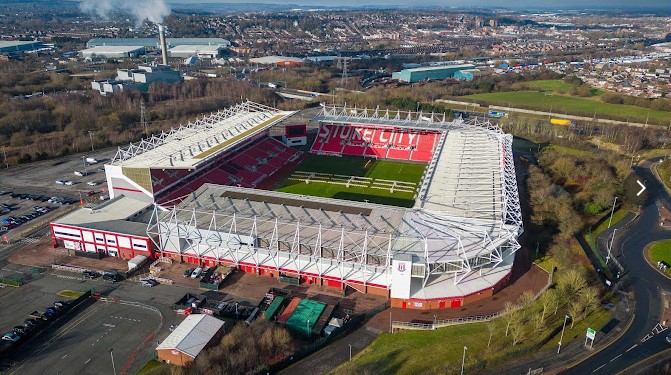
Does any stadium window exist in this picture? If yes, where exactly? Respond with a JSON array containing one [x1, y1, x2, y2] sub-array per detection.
[[107, 238, 116, 244], [132, 243, 147, 249], [55, 231, 81, 239], [411, 264, 425, 277]]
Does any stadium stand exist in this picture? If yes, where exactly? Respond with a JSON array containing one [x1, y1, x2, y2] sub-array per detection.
[[311, 124, 440, 162], [157, 137, 300, 205]]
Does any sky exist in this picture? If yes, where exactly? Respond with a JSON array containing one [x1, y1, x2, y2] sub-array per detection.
[[168, 0, 671, 9]]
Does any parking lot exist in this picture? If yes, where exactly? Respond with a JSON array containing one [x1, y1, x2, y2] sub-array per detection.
[[0, 273, 188, 375], [6, 301, 160, 375], [0, 148, 116, 205]]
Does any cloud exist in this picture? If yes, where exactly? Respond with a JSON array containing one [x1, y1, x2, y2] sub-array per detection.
[[79, 0, 171, 25]]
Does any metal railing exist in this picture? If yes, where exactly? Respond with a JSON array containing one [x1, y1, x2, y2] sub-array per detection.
[[392, 265, 553, 332]]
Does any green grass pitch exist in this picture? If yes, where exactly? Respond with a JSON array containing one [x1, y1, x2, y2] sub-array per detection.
[[273, 154, 426, 207]]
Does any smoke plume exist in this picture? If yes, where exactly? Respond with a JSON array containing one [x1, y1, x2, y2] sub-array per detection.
[[79, 0, 171, 26]]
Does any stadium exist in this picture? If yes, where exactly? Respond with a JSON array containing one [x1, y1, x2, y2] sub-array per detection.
[[105, 101, 522, 309]]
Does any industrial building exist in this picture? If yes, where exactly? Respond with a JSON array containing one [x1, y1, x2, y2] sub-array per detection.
[[168, 45, 224, 59], [80, 46, 146, 59], [453, 68, 482, 81], [392, 64, 476, 83], [91, 64, 183, 95], [249, 55, 305, 66], [49, 195, 155, 260], [0, 40, 48, 54], [86, 37, 230, 49], [156, 314, 225, 366]]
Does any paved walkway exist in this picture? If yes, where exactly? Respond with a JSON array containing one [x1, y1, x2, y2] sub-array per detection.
[[277, 326, 380, 375]]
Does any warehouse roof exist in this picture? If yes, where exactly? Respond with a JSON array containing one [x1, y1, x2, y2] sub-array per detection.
[[169, 45, 223, 54], [157, 314, 224, 358], [250, 55, 305, 65], [81, 46, 145, 54], [86, 37, 230, 48]]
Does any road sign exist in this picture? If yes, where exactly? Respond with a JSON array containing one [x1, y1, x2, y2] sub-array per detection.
[[636, 180, 646, 196], [586, 327, 596, 340]]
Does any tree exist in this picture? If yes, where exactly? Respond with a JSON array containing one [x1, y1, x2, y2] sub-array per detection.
[[568, 301, 583, 328], [557, 268, 587, 299], [539, 289, 559, 322], [578, 286, 600, 320], [509, 319, 525, 346], [502, 301, 523, 336], [486, 320, 497, 347], [518, 290, 535, 307]]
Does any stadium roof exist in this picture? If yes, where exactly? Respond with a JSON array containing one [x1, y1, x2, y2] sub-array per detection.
[[86, 37, 230, 48], [112, 101, 294, 169], [157, 314, 224, 358], [54, 195, 151, 237]]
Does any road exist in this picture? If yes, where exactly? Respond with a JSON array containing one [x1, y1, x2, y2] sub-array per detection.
[[563, 159, 671, 374]]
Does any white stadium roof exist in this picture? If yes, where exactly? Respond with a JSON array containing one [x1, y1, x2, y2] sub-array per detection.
[[112, 101, 294, 169], [157, 314, 224, 358]]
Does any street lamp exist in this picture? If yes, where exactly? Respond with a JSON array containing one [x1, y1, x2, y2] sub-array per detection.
[[461, 346, 467, 375], [557, 315, 570, 354], [349, 344, 352, 362], [110, 348, 117, 375], [607, 229, 618, 265], [608, 197, 618, 229]]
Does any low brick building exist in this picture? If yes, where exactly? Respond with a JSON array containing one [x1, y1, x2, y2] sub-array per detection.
[[156, 314, 225, 366]]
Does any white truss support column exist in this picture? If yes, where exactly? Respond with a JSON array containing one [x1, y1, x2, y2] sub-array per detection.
[[291, 221, 301, 272], [248, 216, 259, 271], [225, 213, 238, 265], [454, 238, 472, 285]]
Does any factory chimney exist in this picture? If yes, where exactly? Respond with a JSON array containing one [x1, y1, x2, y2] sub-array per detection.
[[158, 24, 168, 65]]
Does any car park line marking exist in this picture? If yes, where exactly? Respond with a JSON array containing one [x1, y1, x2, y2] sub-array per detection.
[[84, 359, 90, 365], [626, 344, 638, 352], [610, 354, 622, 362], [61, 355, 67, 359]]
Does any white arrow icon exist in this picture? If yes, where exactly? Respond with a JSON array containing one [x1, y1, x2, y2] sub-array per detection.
[[637, 180, 646, 196]]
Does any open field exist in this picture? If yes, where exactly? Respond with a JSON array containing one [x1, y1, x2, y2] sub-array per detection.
[[648, 241, 671, 276], [274, 154, 425, 207], [521, 79, 575, 92], [463, 91, 671, 125], [334, 301, 613, 375]]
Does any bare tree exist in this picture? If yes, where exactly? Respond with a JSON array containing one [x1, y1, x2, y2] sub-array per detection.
[[486, 320, 497, 347], [540, 289, 558, 322], [569, 301, 583, 329], [509, 319, 526, 346], [518, 290, 535, 307]]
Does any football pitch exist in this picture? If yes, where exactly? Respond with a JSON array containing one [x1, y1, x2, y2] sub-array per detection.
[[274, 154, 426, 207]]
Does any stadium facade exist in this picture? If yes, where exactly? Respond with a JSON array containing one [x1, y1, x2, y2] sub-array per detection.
[[56, 101, 522, 309]]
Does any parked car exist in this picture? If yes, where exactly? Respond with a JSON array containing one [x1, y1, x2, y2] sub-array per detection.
[[87, 191, 97, 196], [55, 180, 65, 185], [24, 318, 42, 328], [87, 181, 98, 186], [2, 333, 20, 342], [12, 325, 30, 335], [64, 181, 74, 186], [54, 301, 68, 309], [28, 311, 47, 320], [82, 270, 99, 279], [183, 268, 194, 278], [190, 267, 203, 279], [102, 271, 122, 283], [140, 278, 158, 287]]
